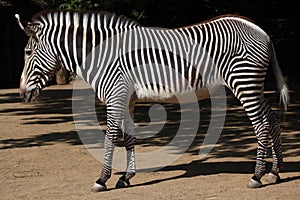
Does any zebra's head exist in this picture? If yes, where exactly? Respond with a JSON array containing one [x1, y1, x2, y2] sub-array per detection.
[[15, 14, 60, 102]]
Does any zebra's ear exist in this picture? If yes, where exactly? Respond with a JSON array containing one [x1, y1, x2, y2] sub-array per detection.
[[15, 14, 30, 35], [15, 14, 39, 40]]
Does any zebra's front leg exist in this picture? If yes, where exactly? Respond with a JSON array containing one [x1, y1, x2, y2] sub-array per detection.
[[116, 108, 136, 188], [92, 98, 125, 192], [116, 143, 136, 188], [92, 136, 115, 192]]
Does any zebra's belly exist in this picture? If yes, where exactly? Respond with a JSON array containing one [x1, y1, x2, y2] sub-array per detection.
[[134, 87, 211, 104]]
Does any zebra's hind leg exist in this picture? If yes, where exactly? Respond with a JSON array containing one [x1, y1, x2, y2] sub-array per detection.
[[247, 126, 269, 188], [243, 99, 283, 188], [266, 108, 283, 184], [225, 68, 279, 188], [92, 136, 115, 192], [229, 85, 274, 187]]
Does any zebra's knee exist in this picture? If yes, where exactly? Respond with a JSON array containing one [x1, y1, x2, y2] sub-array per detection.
[[110, 135, 136, 149], [124, 133, 136, 149], [107, 128, 124, 146]]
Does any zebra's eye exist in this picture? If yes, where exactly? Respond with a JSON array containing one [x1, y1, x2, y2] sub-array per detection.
[[25, 49, 33, 56]]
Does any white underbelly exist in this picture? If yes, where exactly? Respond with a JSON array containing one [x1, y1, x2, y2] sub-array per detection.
[[135, 87, 217, 104]]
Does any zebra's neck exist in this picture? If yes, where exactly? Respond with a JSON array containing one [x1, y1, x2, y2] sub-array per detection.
[[35, 10, 140, 80]]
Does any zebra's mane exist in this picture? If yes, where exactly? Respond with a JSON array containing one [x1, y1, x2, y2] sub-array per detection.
[[31, 9, 141, 27]]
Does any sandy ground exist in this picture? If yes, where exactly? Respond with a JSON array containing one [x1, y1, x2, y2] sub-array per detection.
[[0, 81, 299, 200]]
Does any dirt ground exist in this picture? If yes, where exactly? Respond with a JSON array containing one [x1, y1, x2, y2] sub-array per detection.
[[1, 81, 299, 200]]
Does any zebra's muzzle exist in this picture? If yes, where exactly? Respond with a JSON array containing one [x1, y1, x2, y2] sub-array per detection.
[[20, 87, 41, 103]]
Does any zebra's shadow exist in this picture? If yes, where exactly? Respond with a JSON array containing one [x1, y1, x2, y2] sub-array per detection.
[[114, 160, 300, 189], [1, 83, 299, 189]]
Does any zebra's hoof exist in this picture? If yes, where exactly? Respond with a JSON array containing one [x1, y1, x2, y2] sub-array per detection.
[[266, 173, 280, 184], [91, 183, 107, 192], [116, 179, 130, 188], [247, 178, 262, 188]]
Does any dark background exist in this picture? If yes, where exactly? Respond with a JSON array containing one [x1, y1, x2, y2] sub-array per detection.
[[1, 0, 299, 89]]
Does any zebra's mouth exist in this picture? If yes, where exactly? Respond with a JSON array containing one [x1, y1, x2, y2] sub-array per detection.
[[20, 87, 41, 103]]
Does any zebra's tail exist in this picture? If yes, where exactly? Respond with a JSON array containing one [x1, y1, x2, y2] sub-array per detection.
[[270, 42, 290, 117]]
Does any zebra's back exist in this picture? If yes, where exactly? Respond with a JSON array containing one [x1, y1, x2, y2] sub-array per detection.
[[119, 15, 271, 102]]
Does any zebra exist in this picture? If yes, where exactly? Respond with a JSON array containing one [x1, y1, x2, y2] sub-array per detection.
[[15, 10, 289, 191]]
